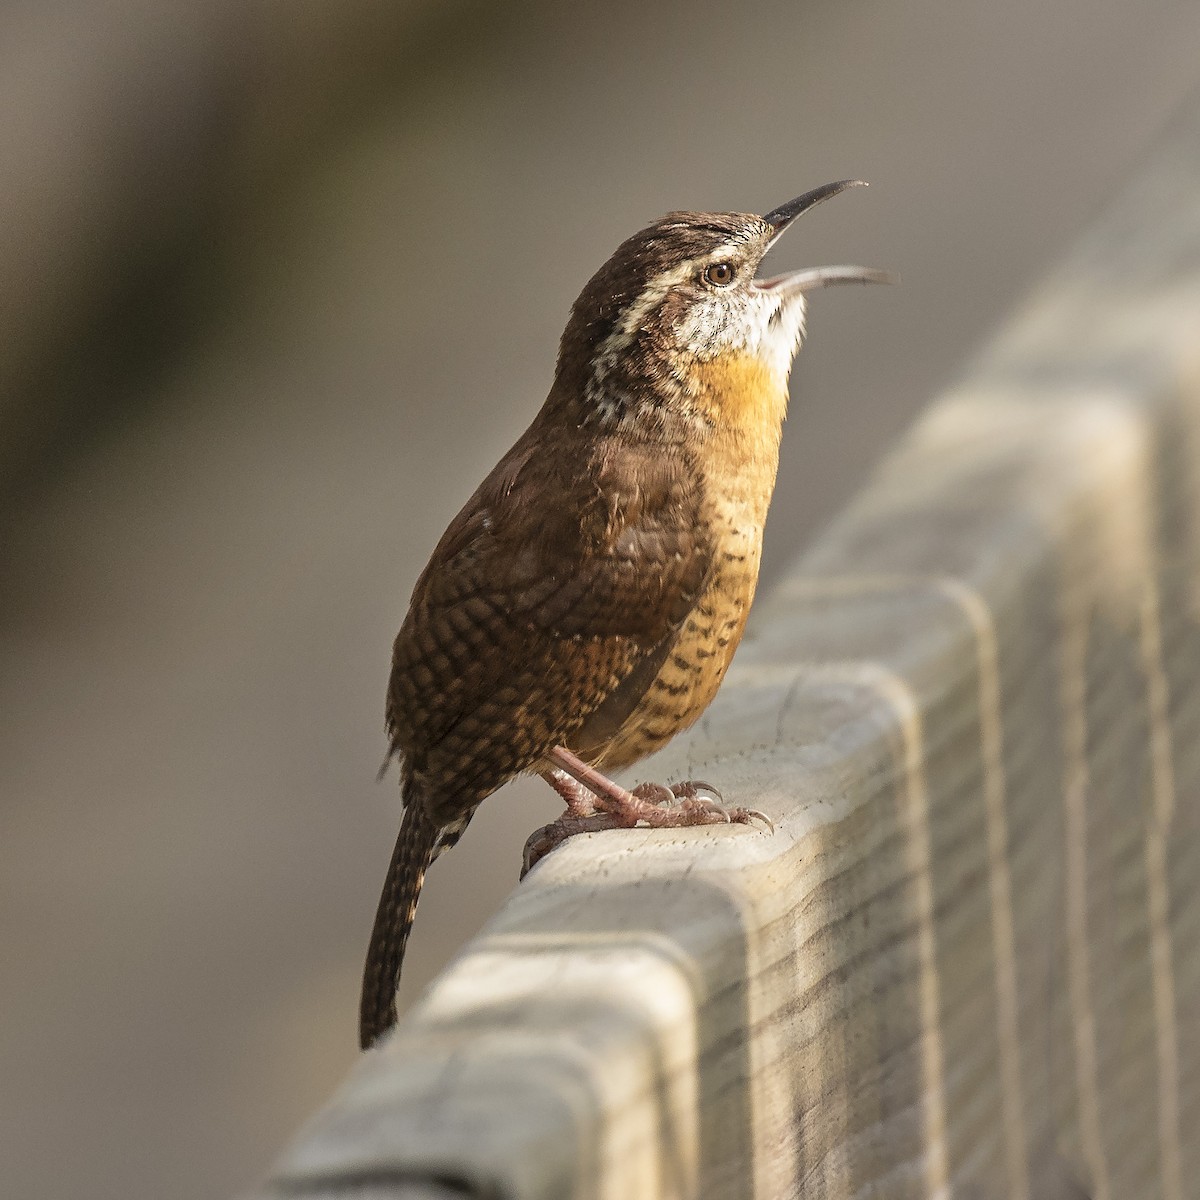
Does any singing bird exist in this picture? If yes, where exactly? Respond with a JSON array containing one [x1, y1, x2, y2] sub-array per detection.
[[360, 180, 891, 1048]]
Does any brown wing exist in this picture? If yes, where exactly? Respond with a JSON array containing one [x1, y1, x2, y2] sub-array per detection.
[[386, 428, 710, 821]]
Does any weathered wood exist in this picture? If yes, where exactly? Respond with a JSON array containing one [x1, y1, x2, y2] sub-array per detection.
[[256, 103, 1200, 1199]]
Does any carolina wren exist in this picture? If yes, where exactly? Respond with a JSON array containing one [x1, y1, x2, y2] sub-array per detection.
[[360, 180, 891, 1049]]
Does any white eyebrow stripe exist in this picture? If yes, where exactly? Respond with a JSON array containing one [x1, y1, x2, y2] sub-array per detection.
[[592, 261, 695, 372], [585, 220, 771, 406], [703, 242, 740, 263]]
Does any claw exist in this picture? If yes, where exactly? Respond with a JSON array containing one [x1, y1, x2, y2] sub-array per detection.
[[521, 823, 558, 879], [676, 797, 731, 824], [731, 807, 774, 833], [678, 779, 723, 804], [630, 781, 677, 807]]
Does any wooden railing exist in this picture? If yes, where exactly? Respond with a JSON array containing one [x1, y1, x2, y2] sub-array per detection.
[[253, 102, 1200, 1200]]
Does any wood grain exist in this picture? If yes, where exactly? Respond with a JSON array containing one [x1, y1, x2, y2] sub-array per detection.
[[255, 103, 1200, 1200]]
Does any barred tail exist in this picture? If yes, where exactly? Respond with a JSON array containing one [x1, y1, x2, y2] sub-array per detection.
[[359, 795, 441, 1049]]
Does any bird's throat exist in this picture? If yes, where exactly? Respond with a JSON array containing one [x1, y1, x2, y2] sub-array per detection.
[[691, 351, 790, 467]]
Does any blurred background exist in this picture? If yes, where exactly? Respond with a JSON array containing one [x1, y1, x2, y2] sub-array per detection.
[[3, 1, 1200, 1196]]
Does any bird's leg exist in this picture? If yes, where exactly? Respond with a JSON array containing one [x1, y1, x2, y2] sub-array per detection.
[[521, 769, 627, 878], [549, 745, 773, 828], [543, 767, 599, 817], [521, 746, 773, 876]]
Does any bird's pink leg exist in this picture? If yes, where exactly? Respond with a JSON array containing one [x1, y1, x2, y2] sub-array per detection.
[[521, 746, 771, 877]]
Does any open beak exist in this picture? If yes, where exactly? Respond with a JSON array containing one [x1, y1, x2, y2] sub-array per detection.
[[757, 179, 896, 293]]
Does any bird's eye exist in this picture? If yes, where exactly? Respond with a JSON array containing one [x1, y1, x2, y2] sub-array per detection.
[[703, 261, 736, 286]]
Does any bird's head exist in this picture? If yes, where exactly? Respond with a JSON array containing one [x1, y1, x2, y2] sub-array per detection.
[[554, 180, 891, 431]]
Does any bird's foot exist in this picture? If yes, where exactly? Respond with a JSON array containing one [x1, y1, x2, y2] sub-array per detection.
[[521, 748, 772, 877], [521, 811, 628, 879], [621, 779, 774, 832]]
